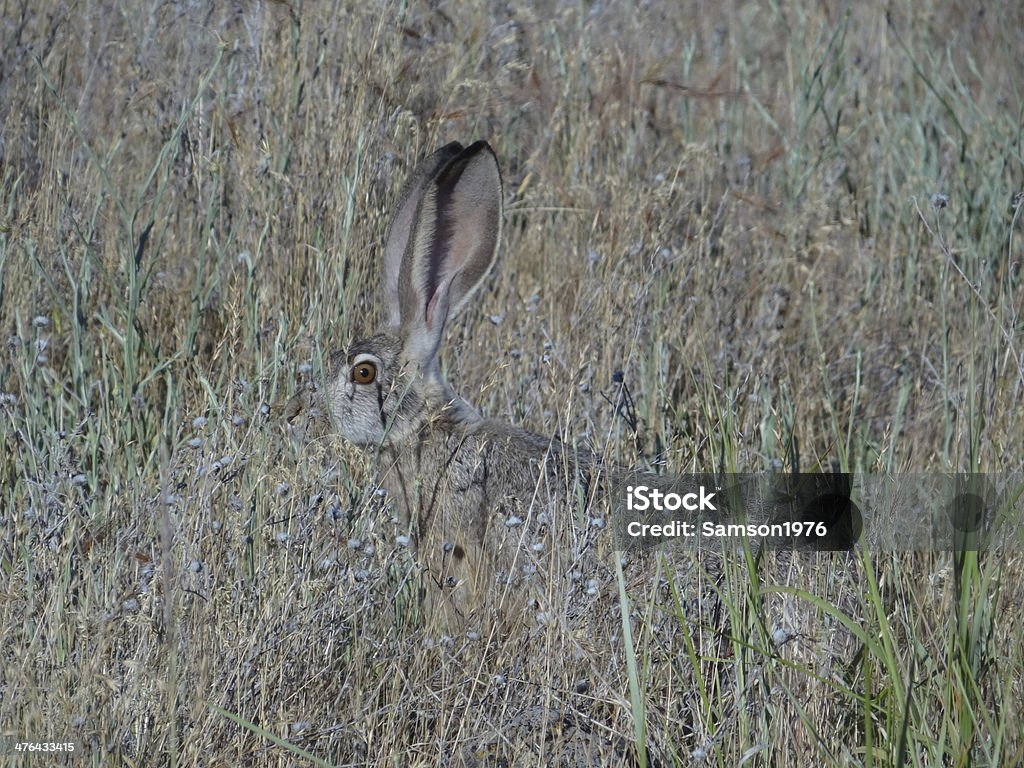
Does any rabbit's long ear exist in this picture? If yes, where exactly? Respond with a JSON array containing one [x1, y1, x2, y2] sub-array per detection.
[[382, 142, 465, 328], [398, 141, 503, 369]]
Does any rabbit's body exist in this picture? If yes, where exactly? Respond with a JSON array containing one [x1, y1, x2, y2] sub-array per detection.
[[378, 410, 600, 625], [316, 140, 607, 626]]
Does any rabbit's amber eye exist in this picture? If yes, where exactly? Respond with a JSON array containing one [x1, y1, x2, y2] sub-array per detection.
[[351, 361, 377, 385]]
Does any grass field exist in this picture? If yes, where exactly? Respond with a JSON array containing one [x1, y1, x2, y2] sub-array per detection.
[[2, 0, 1023, 765]]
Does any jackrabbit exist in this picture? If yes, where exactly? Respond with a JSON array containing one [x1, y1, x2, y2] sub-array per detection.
[[308, 140, 609, 627]]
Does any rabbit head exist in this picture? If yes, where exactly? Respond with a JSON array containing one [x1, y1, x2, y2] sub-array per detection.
[[325, 141, 503, 450]]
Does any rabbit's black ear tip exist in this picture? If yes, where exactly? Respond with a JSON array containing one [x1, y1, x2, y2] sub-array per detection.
[[434, 140, 465, 158], [465, 140, 494, 156]]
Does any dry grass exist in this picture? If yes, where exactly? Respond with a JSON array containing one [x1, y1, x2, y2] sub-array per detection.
[[2, 0, 1023, 765]]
